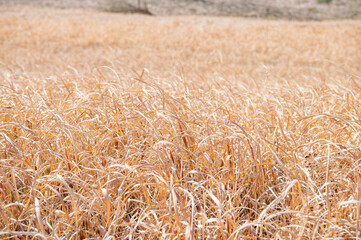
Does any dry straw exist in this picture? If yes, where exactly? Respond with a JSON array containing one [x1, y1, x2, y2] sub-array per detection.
[[0, 6, 361, 239]]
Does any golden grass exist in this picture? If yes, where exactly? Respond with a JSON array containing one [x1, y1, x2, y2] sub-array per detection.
[[0, 7, 361, 239]]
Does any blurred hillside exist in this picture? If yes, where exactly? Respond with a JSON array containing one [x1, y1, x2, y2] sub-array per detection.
[[0, 0, 360, 20]]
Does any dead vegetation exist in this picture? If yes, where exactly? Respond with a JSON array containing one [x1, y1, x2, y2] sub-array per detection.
[[0, 7, 361, 239]]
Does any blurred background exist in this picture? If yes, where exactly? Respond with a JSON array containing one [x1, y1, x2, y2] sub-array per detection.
[[1, 0, 360, 20]]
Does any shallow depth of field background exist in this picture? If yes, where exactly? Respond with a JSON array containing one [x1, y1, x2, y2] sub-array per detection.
[[0, 3, 361, 239]]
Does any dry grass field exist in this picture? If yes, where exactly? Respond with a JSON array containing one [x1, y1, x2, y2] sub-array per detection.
[[1, 6, 361, 239]]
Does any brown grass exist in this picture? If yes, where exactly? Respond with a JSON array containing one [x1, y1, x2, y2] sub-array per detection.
[[0, 7, 361, 239]]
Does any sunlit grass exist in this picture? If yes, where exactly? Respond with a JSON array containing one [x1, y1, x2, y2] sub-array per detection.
[[0, 7, 360, 239]]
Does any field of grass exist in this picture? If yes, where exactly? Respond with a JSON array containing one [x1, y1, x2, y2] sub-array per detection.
[[1, 6, 361, 239]]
